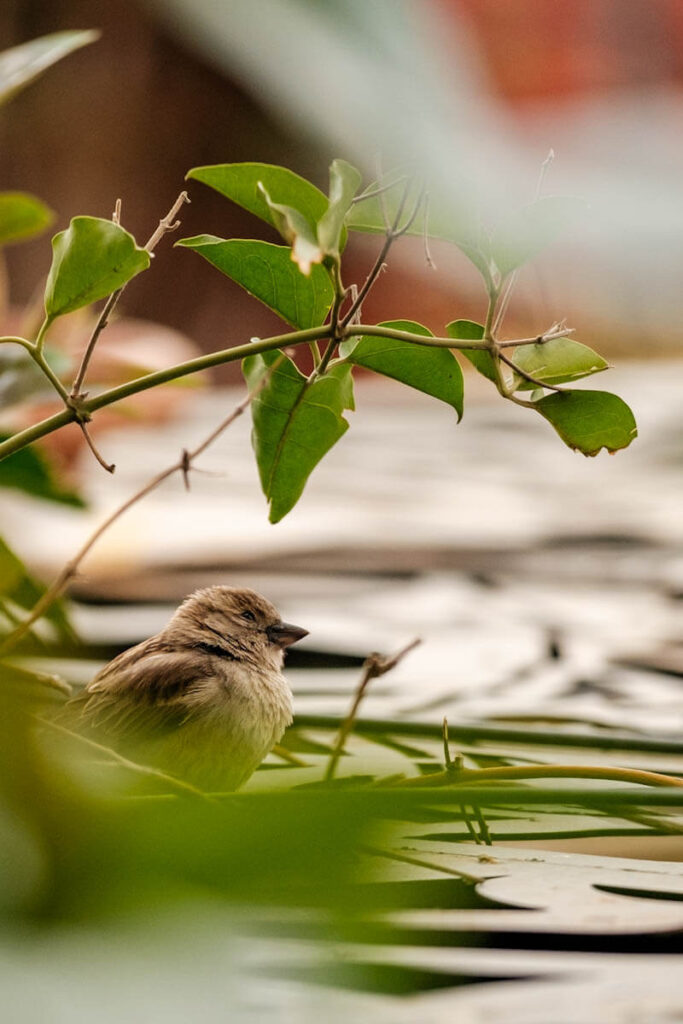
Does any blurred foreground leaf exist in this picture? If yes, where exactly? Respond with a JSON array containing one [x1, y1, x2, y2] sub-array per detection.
[[489, 196, 587, 278], [0, 433, 84, 506], [0, 192, 54, 246], [0, 30, 99, 105], [0, 535, 74, 643], [348, 176, 490, 281]]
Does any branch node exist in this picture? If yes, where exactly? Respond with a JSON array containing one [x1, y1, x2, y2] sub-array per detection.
[[66, 394, 92, 423], [78, 421, 115, 473]]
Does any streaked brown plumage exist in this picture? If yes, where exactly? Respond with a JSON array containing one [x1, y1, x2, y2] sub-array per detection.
[[67, 586, 307, 791]]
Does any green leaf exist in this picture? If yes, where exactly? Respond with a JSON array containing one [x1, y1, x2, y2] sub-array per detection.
[[489, 196, 587, 278], [512, 337, 609, 391], [177, 236, 333, 329], [0, 535, 75, 643], [341, 319, 463, 419], [243, 349, 353, 523], [0, 30, 99, 105], [317, 159, 361, 260], [0, 192, 54, 246], [534, 390, 637, 456], [186, 162, 329, 233], [445, 319, 497, 383], [257, 182, 322, 275], [0, 434, 85, 506], [44, 217, 150, 320]]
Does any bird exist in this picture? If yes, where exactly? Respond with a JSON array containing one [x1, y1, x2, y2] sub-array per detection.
[[66, 586, 308, 792]]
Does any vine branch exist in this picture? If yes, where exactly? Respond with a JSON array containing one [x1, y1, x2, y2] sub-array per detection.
[[0, 319, 574, 467]]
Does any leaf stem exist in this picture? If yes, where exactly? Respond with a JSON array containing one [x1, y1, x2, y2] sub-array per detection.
[[393, 763, 683, 790], [34, 316, 51, 356], [0, 335, 34, 352], [0, 318, 574, 467], [341, 177, 413, 328]]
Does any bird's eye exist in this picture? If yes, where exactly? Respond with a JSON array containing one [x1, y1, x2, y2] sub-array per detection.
[[241, 610, 256, 622]]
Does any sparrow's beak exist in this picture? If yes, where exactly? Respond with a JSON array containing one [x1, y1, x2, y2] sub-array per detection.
[[267, 621, 309, 648]]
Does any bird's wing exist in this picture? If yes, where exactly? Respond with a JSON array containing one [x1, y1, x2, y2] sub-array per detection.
[[65, 639, 208, 746]]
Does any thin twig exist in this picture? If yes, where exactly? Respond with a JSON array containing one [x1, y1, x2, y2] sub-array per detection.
[[315, 261, 347, 377], [324, 637, 421, 783], [350, 176, 409, 205], [374, 154, 392, 231], [340, 176, 414, 328], [497, 324, 574, 348], [536, 147, 555, 198], [77, 421, 115, 473], [498, 349, 565, 394], [70, 191, 190, 404], [390, 763, 683, 790], [493, 148, 555, 336], [0, 358, 283, 658], [422, 191, 436, 270], [361, 843, 481, 884], [394, 187, 426, 239]]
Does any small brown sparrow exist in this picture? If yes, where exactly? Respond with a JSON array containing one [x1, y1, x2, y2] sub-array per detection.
[[68, 586, 307, 792]]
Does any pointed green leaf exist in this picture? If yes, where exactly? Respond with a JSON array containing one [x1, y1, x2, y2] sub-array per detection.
[[177, 236, 333, 329], [257, 182, 322, 275], [44, 217, 150, 320], [186, 162, 328, 232], [317, 159, 361, 259], [0, 192, 54, 246], [512, 337, 609, 391], [243, 350, 353, 522], [341, 319, 463, 419], [534, 390, 637, 456], [490, 195, 587, 278], [0, 30, 99, 105], [445, 319, 498, 383], [0, 434, 85, 506], [0, 535, 75, 642]]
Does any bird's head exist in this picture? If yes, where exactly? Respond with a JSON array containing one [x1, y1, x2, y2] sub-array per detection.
[[169, 586, 308, 665]]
